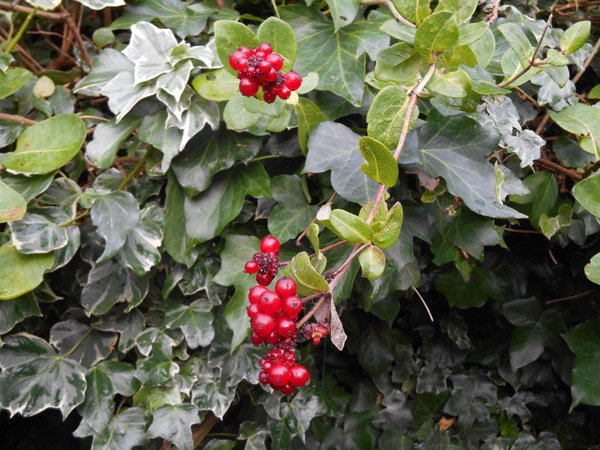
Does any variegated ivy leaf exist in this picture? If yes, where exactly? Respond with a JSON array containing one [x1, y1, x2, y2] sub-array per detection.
[[147, 404, 202, 450], [101, 71, 159, 122], [117, 207, 163, 276], [9, 207, 69, 254], [191, 365, 235, 419], [74, 0, 125, 11], [163, 299, 215, 349], [74, 406, 148, 449], [25, 0, 61, 11], [75, 49, 133, 97]]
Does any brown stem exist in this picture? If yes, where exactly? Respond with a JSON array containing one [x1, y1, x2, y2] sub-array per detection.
[[546, 289, 596, 305], [534, 158, 582, 181], [296, 192, 337, 246], [190, 413, 219, 450], [302, 292, 324, 304], [0, 1, 66, 19], [58, 4, 92, 68], [0, 113, 37, 126], [504, 227, 544, 234], [296, 294, 328, 329], [411, 286, 434, 322]]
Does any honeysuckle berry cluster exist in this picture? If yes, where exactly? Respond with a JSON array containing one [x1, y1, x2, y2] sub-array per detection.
[[244, 235, 280, 285], [258, 338, 309, 395], [229, 43, 302, 103]]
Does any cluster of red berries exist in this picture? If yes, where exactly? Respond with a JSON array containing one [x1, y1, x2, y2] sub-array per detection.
[[300, 322, 331, 345], [245, 236, 280, 286], [229, 43, 302, 103], [258, 338, 309, 395]]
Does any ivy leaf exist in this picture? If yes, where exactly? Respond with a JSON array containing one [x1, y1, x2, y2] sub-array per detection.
[[359, 136, 398, 187], [437, 266, 512, 308], [86, 117, 142, 169], [74, 407, 147, 450], [147, 404, 201, 450], [0, 333, 86, 418], [268, 175, 318, 243], [280, 5, 388, 105], [3, 114, 86, 174], [418, 111, 525, 219], [93, 307, 145, 353], [277, 390, 326, 442], [0, 292, 42, 334], [294, 97, 326, 155], [101, 71, 159, 122], [215, 21, 260, 75], [563, 319, 600, 409], [9, 207, 69, 254], [172, 128, 261, 197], [305, 122, 379, 205], [135, 344, 180, 387], [414, 12, 458, 62], [77, 361, 139, 432], [560, 21, 591, 55], [284, 251, 330, 296], [257, 17, 297, 71], [184, 163, 270, 246], [324, 0, 359, 31], [572, 174, 600, 218], [117, 210, 163, 276], [163, 300, 215, 349], [367, 85, 418, 151], [81, 260, 149, 316], [0, 180, 26, 223], [0, 242, 54, 300], [503, 130, 545, 168], [191, 365, 235, 419], [443, 374, 497, 428], [359, 246, 386, 281], [74, 49, 132, 96], [585, 253, 600, 285], [208, 337, 263, 387], [91, 190, 140, 262]]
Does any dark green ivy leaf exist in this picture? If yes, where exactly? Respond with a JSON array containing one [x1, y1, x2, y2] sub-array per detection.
[[147, 403, 202, 450], [163, 299, 215, 349], [74, 406, 147, 450]]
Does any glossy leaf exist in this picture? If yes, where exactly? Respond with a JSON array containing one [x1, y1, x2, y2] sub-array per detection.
[[359, 137, 397, 187], [192, 68, 239, 101], [374, 43, 424, 84], [163, 173, 198, 267], [372, 202, 403, 249], [414, 12, 458, 62], [584, 252, 600, 285], [0, 293, 42, 334], [0, 68, 32, 99], [117, 210, 163, 276], [560, 21, 591, 54], [548, 103, 600, 159], [257, 17, 297, 71], [573, 175, 600, 218], [163, 300, 214, 349], [74, 406, 147, 449], [294, 97, 326, 155], [147, 404, 201, 450], [215, 21, 260, 75], [0, 242, 54, 300], [191, 365, 235, 419], [328, 209, 373, 244], [390, 0, 429, 25], [563, 319, 600, 408], [324, 0, 359, 31], [0, 180, 26, 223], [359, 245, 386, 280], [86, 116, 142, 169], [498, 23, 534, 68], [283, 251, 330, 296], [9, 207, 69, 254]]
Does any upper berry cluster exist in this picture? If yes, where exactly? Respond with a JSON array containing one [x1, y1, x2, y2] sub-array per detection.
[[229, 43, 302, 103], [245, 235, 280, 286]]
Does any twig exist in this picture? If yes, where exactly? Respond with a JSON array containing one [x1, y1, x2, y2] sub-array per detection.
[[279, 240, 347, 266], [117, 151, 150, 190], [360, 0, 416, 28], [270, 0, 280, 18], [296, 192, 336, 246], [332, 243, 369, 277], [411, 286, 434, 322], [497, 15, 553, 88], [485, 0, 501, 24], [0, 1, 65, 20], [190, 413, 219, 450], [0, 113, 37, 126], [6, 7, 38, 53], [504, 227, 543, 234], [582, 160, 600, 178], [296, 294, 328, 329], [546, 289, 596, 305], [572, 37, 600, 84], [534, 158, 582, 181], [58, 4, 92, 68]]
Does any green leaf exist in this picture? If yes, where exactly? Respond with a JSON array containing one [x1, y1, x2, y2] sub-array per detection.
[[86, 116, 142, 169], [257, 17, 297, 71], [305, 122, 379, 204], [280, 5, 388, 105], [560, 21, 590, 54], [0, 292, 42, 334], [374, 43, 425, 84], [184, 163, 270, 245], [9, 207, 69, 254], [110, 0, 211, 38], [92, 27, 115, 48], [436, 0, 477, 24], [328, 209, 373, 244], [223, 93, 263, 130], [283, 251, 330, 296], [359, 137, 398, 187], [372, 202, 404, 249], [0, 180, 27, 223], [418, 111, 525, 218], [498, 23, 534, 69], [0, 242, 54, 300], [192, 68, 239, 102], [147, 404, 201, 450], [0, 333, 86, 418], [563, 319, 600, 409], [589, 84, 600, 99], [584, 252, 600, 285], [390, 0, 430, 25], [208, 337, 263, 387], [215, 21, 260, 75], [117, 209, 163, 276], [512, 171, 558, 222], [414, 12, 458, 62], [74, 406, 147, 449], [548, 103, 600, 160], [573, 175, 600, 218], [428, 69, 471, 98], [164, 300, 214, 349], [294, 97, 326, 155], [367, 85, 418, 151], [268, 175, 318, 243], [91, 190, 140, 262], [191, 365, 235, 419], [0, 67, 32, 99], [163, 173, 198, 267], [3, 114, 86, 174], [324, 0, 359, 31], [437, 266, 512, 308], [457, 22, 489, 46], [359, 246, 386, 281]]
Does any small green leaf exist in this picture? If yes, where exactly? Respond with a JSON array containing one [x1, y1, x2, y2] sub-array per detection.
[[3, 114, 86, 174], [374, 43, 425, 84], [436, 0, 477, 24], [192, 68, 239, 101], [456, 22, 488, 46], [545, 48, 569, 67], [92, 27, 115, 48], [328, 209, 373, 244], [573, 175, 600, 218], [359, 246, 386, 281], [257, 17, 297, 71], [223, 93, 263, 130], [214, 21, 259, 75], [324, 0, 360, 31], [585, 253, 600, 285], [498, 23, 534, 69], [294, 97, 326, 155], [428, 69, 471, 98], [86, 116, 142, 169], [390, 0, 430, 25], [0, 180, 26, 223], [372, 202, 403, 249], [0, 243, 54, 300], [0, 67, 32, 99], [359, 136, 398, 187], [283, 252, 329, 296], [296, 72, 319, 94], [589, 84, 600, 99], [414, 12, 459, 62], [560, 21, 591, 55]]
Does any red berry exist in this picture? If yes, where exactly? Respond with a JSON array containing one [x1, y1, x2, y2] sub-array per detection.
[[280, 383, 295, 395], [245, 261, 259, 274], [313, 337, 321, 345], [276, 316, 296, 338], [282, 295, 303, 318], [238, 46, 251, 57], [265, 331, 280, 345], [259, 291, 282, 315], [263, 89, 276, 104], [250, 332, 263, 346], [266, 53, 284, 71], [265, 68, 278, 82], [255, 50, 266, 59], [252, 313, 275, 338], [278, 85, 291, 99], [239, 77, 258, 96], [257, 75, 268, 86], [259, 43, 273, 55], [262, 360, 273, 371], [251, 47, 258, 55], [247, 303, 260, 318], [289, 364, 310, 387], [258, 60, 272, 74], [275, 277, 296, 299], [256, 272, 274, 286], [259, 371, 269, 384], [268, 363, 291, 387], [229, 51, 246, 71], [249, 285, 267, 304], [285, 71, 302, 91], [261, 236, 280, 253], [246, 66, 258, 77]]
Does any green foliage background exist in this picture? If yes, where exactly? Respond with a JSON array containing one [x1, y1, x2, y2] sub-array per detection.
[[1, 0, 600, 448]]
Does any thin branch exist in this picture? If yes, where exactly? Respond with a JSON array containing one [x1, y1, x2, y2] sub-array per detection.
[[190, 413, 219, 450], [6, 7, 38, 53], [0, 1, 65, 20], [497, 15, 553, 88], [117, 151, 150, 191], [296, 294, 328, 330], [534, 157, 582, 181], [484, 0, 501, 24], [296, 192, 336, 246], [412, 286, 434, 322], [573, 37, 600, 84], [546, 289, 596, 305], [0, 113, 37, 126], [360, 0, 416, 28], [302, 292, 324, 304], [279, 240, 347, 266], [58, 4, 92, 68], [504, 227, 543, 234]]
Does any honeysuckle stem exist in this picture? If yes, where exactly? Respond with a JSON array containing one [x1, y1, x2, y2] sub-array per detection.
[[6, 7, 37, 53]]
